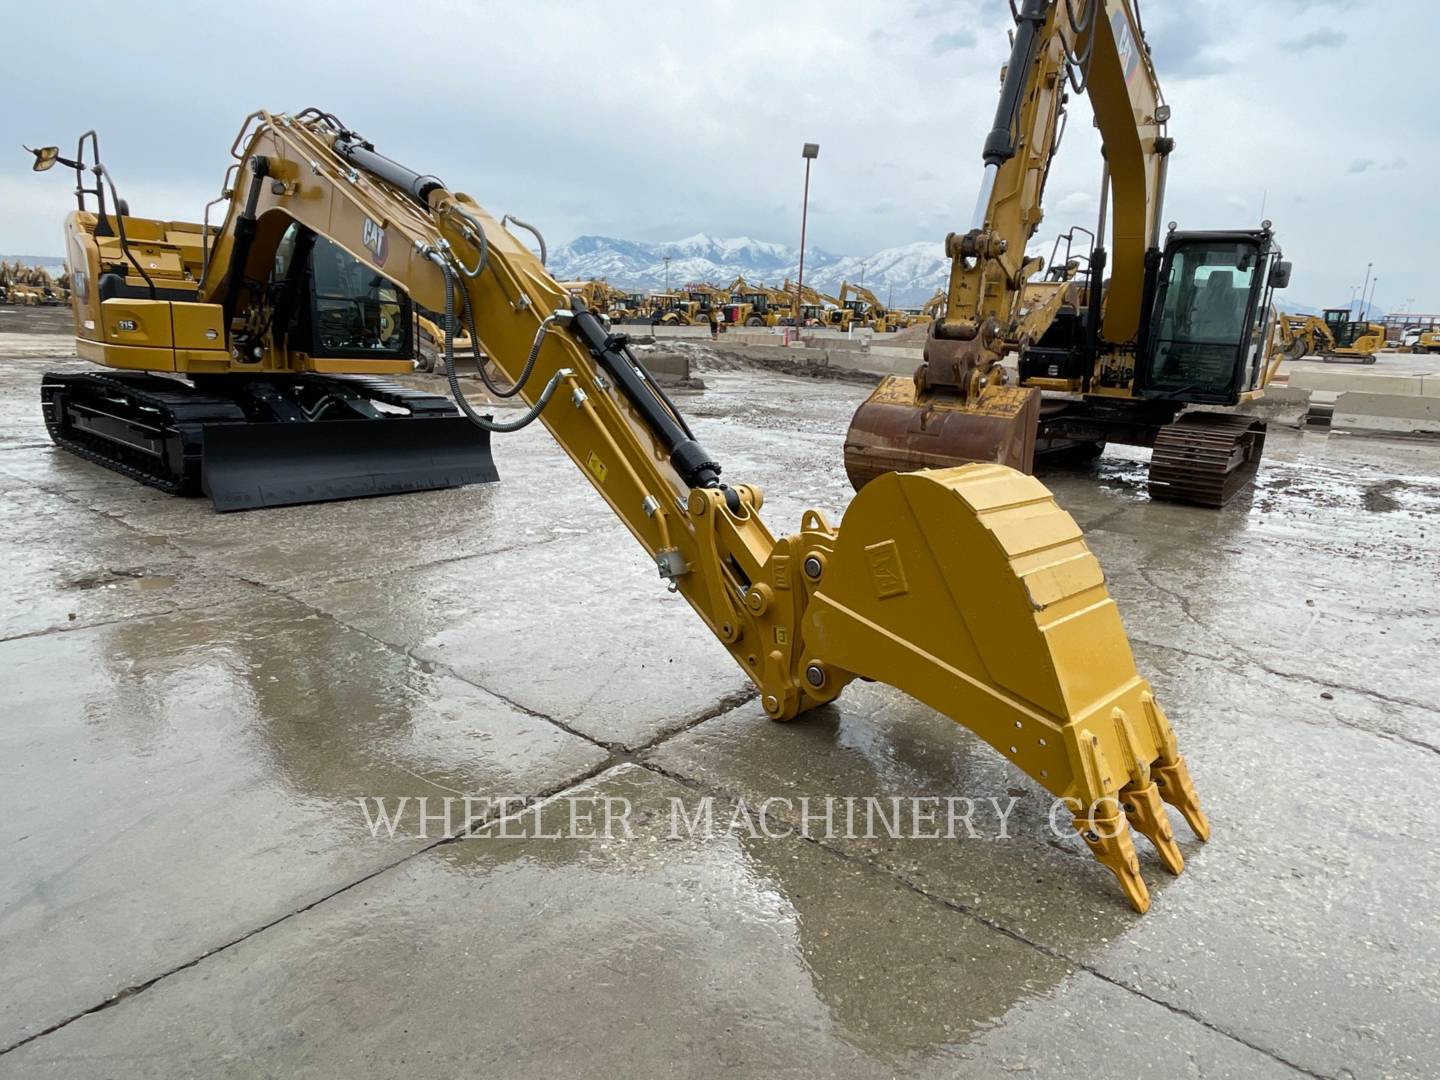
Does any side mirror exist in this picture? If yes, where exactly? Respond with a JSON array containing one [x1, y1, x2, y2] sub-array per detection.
[[26, 145, 60, 172], [1271, 261, 1292, 290]]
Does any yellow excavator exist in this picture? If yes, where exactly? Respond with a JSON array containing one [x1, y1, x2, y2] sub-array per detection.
[[1277, 309, 1384, 364], [28, 108, 1207, 911], [845, 0, 1293, 507]]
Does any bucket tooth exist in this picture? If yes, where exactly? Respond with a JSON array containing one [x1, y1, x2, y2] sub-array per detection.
[[1122, 781, 1184, 874], [1074, 806, 1151, 913], [1153, 755, 1211, 842]]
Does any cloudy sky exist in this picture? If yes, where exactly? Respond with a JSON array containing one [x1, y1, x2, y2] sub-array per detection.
[[1, 0, 1433, 311]]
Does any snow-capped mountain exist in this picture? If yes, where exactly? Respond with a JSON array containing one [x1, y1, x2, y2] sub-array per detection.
[[548, 234, 1359, 315], [549, 233, 949, 307]]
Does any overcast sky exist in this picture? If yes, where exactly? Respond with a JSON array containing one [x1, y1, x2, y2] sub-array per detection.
[[2, 0, 1434, 311]]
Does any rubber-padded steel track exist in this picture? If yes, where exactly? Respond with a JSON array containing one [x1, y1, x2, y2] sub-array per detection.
[[1148, 412, 1267, 507], [41, 370, 499, 510], [41, 371, 246, 495]]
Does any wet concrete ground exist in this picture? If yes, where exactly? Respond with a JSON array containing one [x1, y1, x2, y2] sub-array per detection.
[[1, 313, 1438, 1077]]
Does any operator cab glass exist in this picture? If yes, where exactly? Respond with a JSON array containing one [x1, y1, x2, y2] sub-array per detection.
[[270, 224, 411, 360], [309, 236, 409, 357], [1323, 307, 1365, 348], [1141, 235, 1275, 403]]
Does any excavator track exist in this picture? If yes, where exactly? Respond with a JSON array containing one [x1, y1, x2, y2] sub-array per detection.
[[42, 370, 244, 495], [1147, 412, 1266, 507], [41, 370, 498, 511]]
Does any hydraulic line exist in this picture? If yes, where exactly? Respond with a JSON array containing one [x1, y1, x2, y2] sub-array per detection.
[[500, 214, 547, 266], [431, 253, 568, 434]]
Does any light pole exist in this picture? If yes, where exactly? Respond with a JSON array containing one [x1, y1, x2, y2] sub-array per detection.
[[1349, 284, 1359, 314], [1357, 262, 1372, 318], [1364, 276, 1379, 322], [796, 142, 819, 331], [664, 255, 671, 293], [859, 260, 867, 291]]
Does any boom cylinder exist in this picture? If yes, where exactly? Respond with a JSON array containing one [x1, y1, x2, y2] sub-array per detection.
[[333, 139, 446, 208]]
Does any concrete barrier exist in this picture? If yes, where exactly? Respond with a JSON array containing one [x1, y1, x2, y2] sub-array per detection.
[[822, 349, 916, 378], [642, 324, 714, 340], [1330, 393, 1440, 435], [1289, 369, 1426, 397], [638, 351, 691, 382], [712, 342, 915, 379]]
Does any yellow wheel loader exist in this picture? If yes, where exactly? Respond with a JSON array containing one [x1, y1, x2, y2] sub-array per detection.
[[720, 277, 789, 327], [27, 108, 1208, 911], [782, 278, 853, 330], [838, 279, 901, 332], [845, 0, 1294, 507]]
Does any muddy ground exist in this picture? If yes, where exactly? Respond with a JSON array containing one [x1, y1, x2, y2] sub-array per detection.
[[1, 305, 1438, 1078]]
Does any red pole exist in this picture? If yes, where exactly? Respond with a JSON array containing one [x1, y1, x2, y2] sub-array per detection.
[[796, 157, 811, 335]]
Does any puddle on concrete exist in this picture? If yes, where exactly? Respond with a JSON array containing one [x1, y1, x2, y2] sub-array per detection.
[[60, 568, 176, 592]]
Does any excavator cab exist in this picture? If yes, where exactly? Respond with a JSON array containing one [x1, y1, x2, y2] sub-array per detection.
[[271, 224, 413, 361], [1321, 307, 1382, 351], [1137, 228, 1288, 404]]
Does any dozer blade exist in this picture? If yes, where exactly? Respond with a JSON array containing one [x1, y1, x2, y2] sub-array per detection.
[[803, 463, 1207, 911], [201, 416, 498, 512], [843, 375, 1039, 491]]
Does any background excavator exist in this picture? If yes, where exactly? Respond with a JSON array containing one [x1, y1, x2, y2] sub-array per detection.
[[27, 108, 1207, 911], [1277, 308, 1384, 363], [28, 134, 499, 510], [844, 0, 1293, 507]]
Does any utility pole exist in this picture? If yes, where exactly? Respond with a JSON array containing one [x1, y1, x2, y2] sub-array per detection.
[[1357, 262, 1373, 318], [796, 143, 819, 333], [664, 255, 671, 294]]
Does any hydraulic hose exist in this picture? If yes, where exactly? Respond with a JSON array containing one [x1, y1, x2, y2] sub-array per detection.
[[430, 252, 569, 433], [500, 214, 548, 266], [454, 288, 553, 400], [447, 206, 490, 279]]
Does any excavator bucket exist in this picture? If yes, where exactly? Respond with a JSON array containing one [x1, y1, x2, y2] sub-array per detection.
[[201, 416, 498, 512], [804, 463, 1208, 910], [843, 375, 1039, 491]]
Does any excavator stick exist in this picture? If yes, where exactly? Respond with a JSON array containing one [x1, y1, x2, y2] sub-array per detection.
[[801, 464, 1208, 910], [201, 415, 498, 512], [843, 376, 1040, 491]]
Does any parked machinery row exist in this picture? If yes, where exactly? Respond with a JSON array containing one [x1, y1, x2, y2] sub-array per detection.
[[555, 272, 931, 333], [0, 260, 69, 306]]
